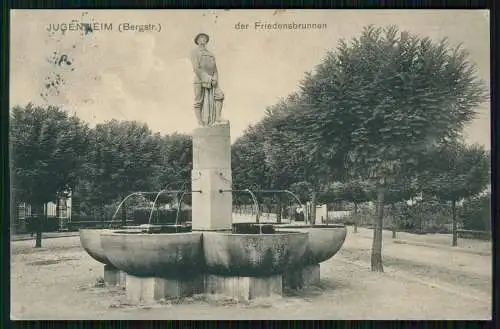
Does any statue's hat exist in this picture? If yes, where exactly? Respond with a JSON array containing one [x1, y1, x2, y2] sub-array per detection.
[[194, 33, 210, 45]]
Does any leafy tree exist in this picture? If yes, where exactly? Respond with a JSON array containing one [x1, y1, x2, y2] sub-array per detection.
[[263, 95, 348, 223], [459, 191, 491, 232], [79, 120, 163, 217], [231, 123, 272, 219], [155, 133, 193, 191], [384, 175, 420, 238], [232, 112, 299, 222], [261, 100, 302, 190], [298, 25, 487, 271], [10, 103, 90, 247], [421, 142, 490, 246], [233, 92, 346, 223], [74, 125, 192, 224], [260, 97, 318, 222], [398, 196, 453, 234], [330, 179, 373, 232], [157, 133, 193, 208], [232, 123, 269, 191]]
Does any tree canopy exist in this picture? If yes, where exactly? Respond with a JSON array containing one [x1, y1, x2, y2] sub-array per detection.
[[10, 103, 90, 206], [231, 24, 488, 271]]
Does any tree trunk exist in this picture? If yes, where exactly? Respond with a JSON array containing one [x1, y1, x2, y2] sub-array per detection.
[[11, 198, 17, 236], [391, 203, 397, 239], [371, 187, 385, 272], [276, 197, 282, 224], [325, 203, 330, 225], [310, 190, 317, 225], [353, 202, 358, 233], [418, 198, 423, 233], [35, 203, 44, 248], [56, 194, 60, 222], [452, 199, 458, 247], [265, 202, 272, 220]]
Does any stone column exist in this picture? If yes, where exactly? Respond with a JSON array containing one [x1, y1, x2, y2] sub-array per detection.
[[191, 122, 232, 231], [283, 263, 321, 290], [205, 275, 282, 301], [104, 264, 126, 288], [125, 275, 204, 304]]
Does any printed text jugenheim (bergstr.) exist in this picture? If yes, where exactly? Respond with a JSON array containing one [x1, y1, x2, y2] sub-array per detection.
[[46, 22, 162, 33]]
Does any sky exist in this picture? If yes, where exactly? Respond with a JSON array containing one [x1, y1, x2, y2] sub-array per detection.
[[10, 9, 490, 148]]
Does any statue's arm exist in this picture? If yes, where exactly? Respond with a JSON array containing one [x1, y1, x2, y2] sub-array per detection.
[[213, 61, 219, 82], [190, 50, 211, 84]]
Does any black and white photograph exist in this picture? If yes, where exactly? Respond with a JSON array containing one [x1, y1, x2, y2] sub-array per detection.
[[9, 9, 491, 320]]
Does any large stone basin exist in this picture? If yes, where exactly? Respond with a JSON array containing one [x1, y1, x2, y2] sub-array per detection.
[[203, 231, 309, 277], [276, 224, 347, 265], [79, 229, 113, 265], [100, 231, 204, 278]]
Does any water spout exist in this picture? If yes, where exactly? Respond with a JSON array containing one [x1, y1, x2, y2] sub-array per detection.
[[219, 188, 261, 232], [147, 189, 199, 228], [110, 191, 162, 229], [148, 189, 169, 227], [243, 189, 260, 224], [175, 190, 187, 226], [252, 189, 305, 224]]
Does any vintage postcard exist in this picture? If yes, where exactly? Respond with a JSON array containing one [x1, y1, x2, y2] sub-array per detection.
[[9, 9, 491, 320]]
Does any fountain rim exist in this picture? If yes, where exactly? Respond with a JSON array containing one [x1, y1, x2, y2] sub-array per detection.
[[100, 230, 201, 236], [79, 228, 114, 232], [203, 230, 308, 236], [231, 222, 275, 224], [276, 224, 346, 229]]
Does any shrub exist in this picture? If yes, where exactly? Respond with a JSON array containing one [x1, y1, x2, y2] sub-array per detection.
[[397, 200, 451, 234], [459, 193, 491, 232], [132, 207, 191, 225], [25, 216, 60, 232]]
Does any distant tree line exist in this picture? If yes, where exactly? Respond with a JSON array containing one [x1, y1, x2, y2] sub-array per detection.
[[10, 104, 192, 246]]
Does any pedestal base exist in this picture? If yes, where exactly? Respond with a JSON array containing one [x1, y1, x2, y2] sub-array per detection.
[[125, 275, 203, 304], [283, 264, 320, 290], [103, 264, 126, 288], [204, 275, 282, 301], [191, 123, 232, 231]]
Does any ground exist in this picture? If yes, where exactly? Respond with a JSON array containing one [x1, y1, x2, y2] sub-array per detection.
[[10, 226, 491, 320]]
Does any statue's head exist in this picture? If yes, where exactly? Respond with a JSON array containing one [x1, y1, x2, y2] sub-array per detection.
[[194, 33, 209, 46]]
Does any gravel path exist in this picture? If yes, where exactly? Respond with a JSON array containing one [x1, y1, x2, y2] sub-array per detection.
[[338, 230, 491, 302], [353, 227, 491, 255], [10, 231, 492, 320], [11, 232, 81, 241]]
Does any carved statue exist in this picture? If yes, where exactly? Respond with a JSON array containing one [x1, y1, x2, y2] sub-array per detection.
[[190, 33, 225, 126]]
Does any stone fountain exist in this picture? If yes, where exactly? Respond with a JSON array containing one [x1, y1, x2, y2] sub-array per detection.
[[79, 33, 347, 304]]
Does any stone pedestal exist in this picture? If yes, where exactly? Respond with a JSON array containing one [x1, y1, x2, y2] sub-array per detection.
[[103, 264, 126, 288], [191, 123, 232, 231], [283, 264, 320, 290], [125, 275, 203, 304], [204, 275, 282, 301]]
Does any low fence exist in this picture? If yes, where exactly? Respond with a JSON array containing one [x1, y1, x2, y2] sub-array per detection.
[[329, 213, 490, 240], [21, 216, 61, 233], [457, 229, 491, 241], [15, 211, 191, 234], [327, 211, 353, 219]]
